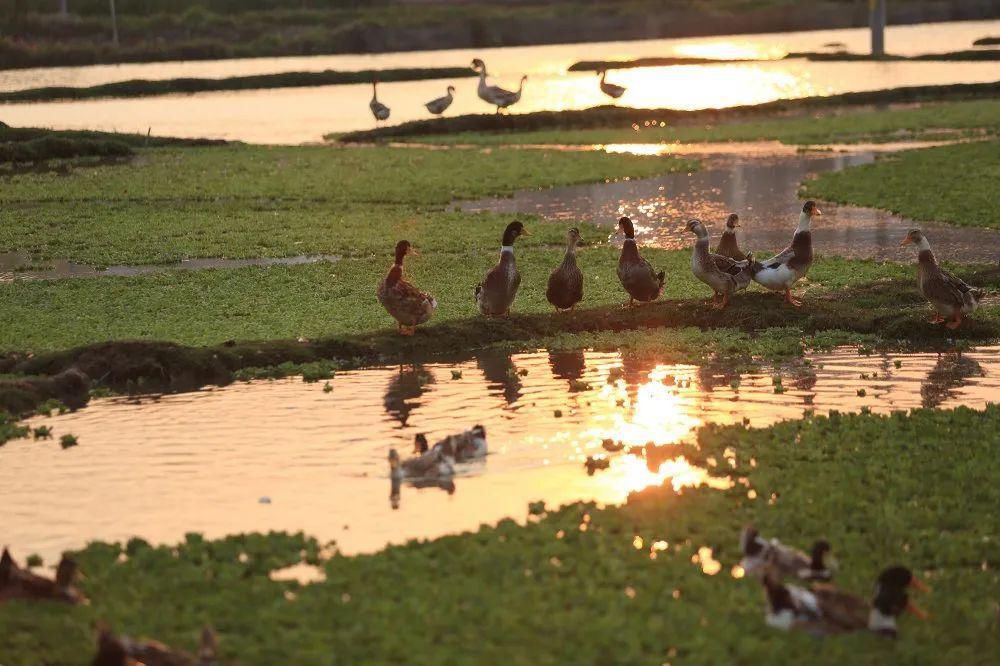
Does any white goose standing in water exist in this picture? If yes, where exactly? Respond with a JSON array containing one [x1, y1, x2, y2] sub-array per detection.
[[598, 69, 626, 99], [471, 58, 527, 113], [369, 81, 390, 124]]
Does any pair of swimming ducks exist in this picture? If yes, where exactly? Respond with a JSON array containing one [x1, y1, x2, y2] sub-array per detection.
[[377, 201, 984, 333], [739, 527, 928, 638], [388, 425, 488, 481]]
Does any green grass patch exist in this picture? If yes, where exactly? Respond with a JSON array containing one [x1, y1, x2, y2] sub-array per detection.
[[1, 405, 996, 663], [805, 140, 1000, 230]]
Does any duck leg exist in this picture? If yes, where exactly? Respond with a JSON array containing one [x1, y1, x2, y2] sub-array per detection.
[[716, 292, 730, 309], [398, 324, 416, 336], [945, 313, 963, 330], [929, 314, 946, 324], [784, 288, 802, 307]]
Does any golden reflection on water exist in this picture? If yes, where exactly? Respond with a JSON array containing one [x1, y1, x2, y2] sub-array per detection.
[[672, 41, 786, 61]]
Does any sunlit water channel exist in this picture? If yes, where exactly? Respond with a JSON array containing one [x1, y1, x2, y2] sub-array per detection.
[[3, 346, 997, 563], [0, 20, 997, 142]]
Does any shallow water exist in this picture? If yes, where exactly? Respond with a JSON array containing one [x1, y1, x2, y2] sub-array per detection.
[[0, 20, 997, 143], [459, 146, 1000, 262], [3, 346, 997, 563]]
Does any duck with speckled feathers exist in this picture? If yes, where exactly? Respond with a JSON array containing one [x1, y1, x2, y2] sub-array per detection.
[[546, 227, 584, 311], [740, 526, 836, 582], [377, 240, 437, 336], [616, 216, 664, 306], [686, 218, 752, 308], [476, 221, 528, 317], [900, 228, 985, 329], [749, 201, 820, 306], [0, 548, 86, 605]]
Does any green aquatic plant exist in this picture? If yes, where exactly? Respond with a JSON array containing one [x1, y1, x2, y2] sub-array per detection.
[[857, 388, 867, 397], [895, 359, 903, 368], [0, 411, 30, 445], [25, 553, 43, 568], [34, 399, 68, 417], [322, 382, 333, 394], [451, 370, 462, 380], [32, 425, 53, 440], [59, 433, 79, 449], [568, 379, 592, 392]]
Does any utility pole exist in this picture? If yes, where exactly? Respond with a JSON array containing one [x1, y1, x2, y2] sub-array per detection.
[[870, 0, 886, 57], [59, 0, 68, 16], [109, 0, 119, 48]]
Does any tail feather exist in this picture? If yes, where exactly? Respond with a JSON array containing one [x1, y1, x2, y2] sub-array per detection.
[[656, 270, 665, 287]]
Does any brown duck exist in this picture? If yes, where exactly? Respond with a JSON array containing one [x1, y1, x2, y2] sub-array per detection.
[[546, 227, 584, 311], [616, 216, 664, 306], [476, 221, 528, 316], [900, 228, 985, 329], [0, 548, 86, 604], [377, 240, 437, 336], [92, 624, 218, 666], [715, 213, 747, 261]]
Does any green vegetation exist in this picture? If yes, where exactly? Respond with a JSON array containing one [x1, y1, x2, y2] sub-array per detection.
[[0, 67, 476, 104], [336, 81, 1000, 142], [0, 410, 30, 445], [2, 405, 996, 663], [399, 99, 1000, 147], [0, 135, 132, 165], [974, 36, 1000, 46], [789, 48, 1000, 61], [805, 140, 1000, 230]]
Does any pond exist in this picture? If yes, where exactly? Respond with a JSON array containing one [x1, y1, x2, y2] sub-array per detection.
[[0, 20, 997, 143], [3, 345, 997, 563]]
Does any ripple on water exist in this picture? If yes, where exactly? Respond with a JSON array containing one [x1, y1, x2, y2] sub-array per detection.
[[2, 346, 998, 561]]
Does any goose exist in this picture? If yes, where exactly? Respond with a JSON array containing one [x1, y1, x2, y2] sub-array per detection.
[[369, 81, 390, 124], [472, 59, 527, 113], [424, 85, 456, 115], [749, 201, 820, 306], [686, 219, 752, 308], [93, 624, 217, 666], [598, 69, 626, 99], [376, 240, 437, 336], [900, 228, 985, 329], [546, 227, 584, 311], [740, 526, 836, 582], [762, 565, 928, 637], [0, 548, 86, 604], [616, 216, 664, 306], [476, 221, 528, 316], [715, 213, 747, 261]]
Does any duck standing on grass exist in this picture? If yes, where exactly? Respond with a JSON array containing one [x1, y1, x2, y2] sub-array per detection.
[[92, 624, 217, 666], [472, 58, 527, 113], [750, 201, 820, 306], [900, 228, 985, 329], [369, 81, 390, 124], [686, 219, 752, 308], [616, 216, 664, 306], [476, 221, 528, 317], [0, 548, 86, 604], [377, 240, 436, 336], [425, 85, 456, 115], [715, 213, 747, 261], [546, 227, 584, 311]]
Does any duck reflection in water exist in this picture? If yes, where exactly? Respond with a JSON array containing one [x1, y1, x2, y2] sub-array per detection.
[[548, 350, 586, 381], [477, 352, 522, 404], [921, 352, 984, 408], [383, 365, 434, 426], [390, 472, 456, 510]]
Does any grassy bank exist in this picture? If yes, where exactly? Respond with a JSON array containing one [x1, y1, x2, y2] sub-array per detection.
[[0, 67, 475, 104], [0, 125, 227, 165], [806, 140, 1000, 231], [334, 81, 1000, 143], [2, 405, 996, 663]]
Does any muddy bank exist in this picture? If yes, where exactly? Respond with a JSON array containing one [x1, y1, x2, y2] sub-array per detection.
[[336, 81, 1000, 142], [2, 268, 997, 417]]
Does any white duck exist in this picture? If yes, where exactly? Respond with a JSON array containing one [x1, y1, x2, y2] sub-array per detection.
[[749, 200, 820, 306], [369, 81, 390, 124], [598, 69, 626, 99], [472, 58, 527, 113], [388, 446, 453, 481], [424, 85, 456, 115]]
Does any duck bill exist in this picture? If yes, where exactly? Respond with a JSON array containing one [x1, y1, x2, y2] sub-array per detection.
[[520, 229, 531, 236], [814, 209, 823, 216], [899, 237, 913, 247], [909, 575, 930, 593], [408, 248, 420, 256], [905, 600, 929, 620]]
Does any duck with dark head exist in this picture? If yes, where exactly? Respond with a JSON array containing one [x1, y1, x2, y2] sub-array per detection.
[[715, 213, 747, 261], [546, 227, 584, 311], [900, 228, 985, 329], [616, 216, 664, 307], [476, 221, 528, 317], [377, 240, 437, 336]]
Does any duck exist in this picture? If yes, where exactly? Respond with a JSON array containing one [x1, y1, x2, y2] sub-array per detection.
[[546, 227, 584, 311], [739, 526, 836, 582], [433, 424, 488, 463], [388, 444, 455, 481], [686, 219, 752, 308], [424, 85, 456, 115], [616, 216, 664, 306], [900, 228, 985, 329], [715, 213, 747, 261], [0, 548, 86, 604], [749, 200, 820, 306], [377, 240, 437, 336], [476, 221, 528, 317], [369, 81, 390, 124], [92, 624, 217, 666], [471, 59, 527, 113], [762, 565, 928, 637], [598, 69, 626, 99]]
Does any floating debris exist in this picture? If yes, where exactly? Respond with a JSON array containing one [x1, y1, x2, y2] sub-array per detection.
[[601, 438, 624, 452], [451, 370, 463, 380], [32, 426, 53, 440], [59, 434, 78, 449], [568, 379, 592, 392], [584, 455, 611, 476]]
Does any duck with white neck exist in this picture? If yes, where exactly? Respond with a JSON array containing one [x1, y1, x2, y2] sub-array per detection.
[[475, 220, 528, 317], [749, 200, 820, 307], [686, 218, 752, 308]]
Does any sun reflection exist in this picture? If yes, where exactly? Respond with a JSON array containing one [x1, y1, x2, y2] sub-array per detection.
[[601, 143, 674, 156], [613, 454, 732, 494], [672, 41, 786, 61]]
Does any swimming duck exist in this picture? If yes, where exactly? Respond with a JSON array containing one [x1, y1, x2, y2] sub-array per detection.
[[369, 81, 390, 124], [377, 240, 437, 336], [598, 70, 626, 99], [546, 227, 584, 311], [472, 59, 527, 113], [0, 548, 86, 604], [762, 565, 928, 637], [616, 216, 664, 306], [388, 445, 454, 481], [740, 526, 836, 582], [715, 213, 747, 261], [433, 424, 488, 462], [686, 219, 752, 308], [476, 221, 528, 317], [900, 228, 985, 329], [424, 85, 456, 115], [750, 201, 820, 306], [92, 624, 217, 666]]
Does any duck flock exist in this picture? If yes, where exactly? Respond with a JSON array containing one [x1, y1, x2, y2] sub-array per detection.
[[377, 200, 986, 333]]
